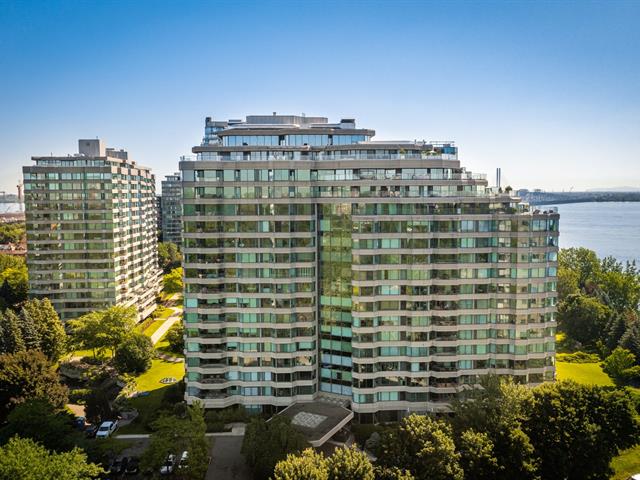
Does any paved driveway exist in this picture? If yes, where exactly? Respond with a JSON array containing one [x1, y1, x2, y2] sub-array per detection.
[[207, 436, 251, 480]]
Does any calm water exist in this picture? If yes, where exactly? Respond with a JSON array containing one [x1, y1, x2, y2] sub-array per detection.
[[541, 202, 640, 264], [0, 203, 23, 214]]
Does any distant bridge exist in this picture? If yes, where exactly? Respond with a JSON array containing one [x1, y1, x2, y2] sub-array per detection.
[[518, 191, 640, 205]]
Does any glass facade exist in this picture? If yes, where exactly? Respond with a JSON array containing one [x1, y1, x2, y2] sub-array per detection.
[[181, 115, 559, 418], [161, 172, 182, 244], [23, 142, 161, 321]]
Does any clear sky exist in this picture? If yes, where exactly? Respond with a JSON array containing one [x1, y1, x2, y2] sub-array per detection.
[[1, 0, 639, 193]]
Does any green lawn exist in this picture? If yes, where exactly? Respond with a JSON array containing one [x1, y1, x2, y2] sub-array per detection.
[[117, 358, 185, 434], [611, 445, 640, 479], [154, 306, 175, 319], [143, 319, 166, 338], [556, 361, 615, 386], [64, 348, 113, 361], [155, 336, 185, 359]]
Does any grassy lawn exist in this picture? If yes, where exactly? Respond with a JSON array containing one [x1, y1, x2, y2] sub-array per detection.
[[155, 336, 185, 359], [143, 319, 167, 338], [556, 361, 614, 386], [611, 445, 640, 479], [154, 306, 175, 319], [117, 358, 185, 434], [134, 358, 184, 392], [64, 348, 113, 361]]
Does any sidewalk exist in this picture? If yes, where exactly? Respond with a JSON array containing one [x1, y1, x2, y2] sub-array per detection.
[[149, 305, 182, 345], [115, 424, 245, 440]]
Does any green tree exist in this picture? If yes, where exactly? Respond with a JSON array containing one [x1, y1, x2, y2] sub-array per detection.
[[377, 414, 463, 480], [163, 267, 183, 294], [557, 265, 580, 301], [113, 332, 154, 374], [0, 264, 28, 309], [141, 404, 209, 480], [20, 298, 66, 361], [0, 350, 68, 420], [619, 320, 640, 362], [525, 380, 640, 480], [0, 254, 24, 272], [242, 416, 309, 480], [0, 309, 25, 354], [0, 222, 25, 244], [0, 436, 102, 480], [69, 305, 137, 358], [598, 259, 640, 312], [451, 376, 538, 480], [273, 448, 328, 480], [0, 399, 80, 452], [165, 322, 184, 353], [373, 466, 415, 480], [17, 307, 41, 351], [606, 313, 630, 352], [158, 242, 182, 272], [602, 347, 636, 380], [84, 388, 113, 425], [326, 445, 375, 480], [558, 293, 611, 346], [559, 248, 601, 290], [458, 430, 500, 480]]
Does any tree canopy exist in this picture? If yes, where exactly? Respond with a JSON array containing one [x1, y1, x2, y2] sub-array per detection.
[[525, 381, 640, 480], [0, 436, 102, 480], [163, 267, 183, 294], [377, 414, 463, 480], [141, 404, 210, 480], [557, 247, 640, 361], [0, 399, 81, 452], [273, 446, 376, 480], [242, 415, 309, 480], [113, 332, 154, 374], [158, 242, 182, 272], [0, 350, 68, 421], [68, 305, 137, 358]]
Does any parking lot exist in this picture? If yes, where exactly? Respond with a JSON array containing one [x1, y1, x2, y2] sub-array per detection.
[[206, 436, 251, 480]]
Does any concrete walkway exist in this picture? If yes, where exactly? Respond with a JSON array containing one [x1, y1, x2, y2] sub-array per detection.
[[149, 306, 182, 345], [115, 424, 245, 440]]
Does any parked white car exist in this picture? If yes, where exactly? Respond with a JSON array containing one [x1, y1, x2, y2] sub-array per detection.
[[95, 420, 118, 439], [178, 451, 188, 469]]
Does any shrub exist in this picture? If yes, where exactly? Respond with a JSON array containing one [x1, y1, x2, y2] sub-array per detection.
[[165, 323, 184, 354], [556, 351, 601, 363], [68, 388, 91, 405], [351, 423, 386, 447]]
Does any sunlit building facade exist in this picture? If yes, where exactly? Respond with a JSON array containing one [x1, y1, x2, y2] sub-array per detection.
[[161, 172, 182, 245], [181, 115, 559, 420], [23, 139, 161, 321]]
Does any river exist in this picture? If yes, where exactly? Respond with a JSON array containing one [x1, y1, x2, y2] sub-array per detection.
[[541, 202, 640, 264]]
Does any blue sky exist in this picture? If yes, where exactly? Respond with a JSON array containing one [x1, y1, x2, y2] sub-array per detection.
[[1, 0, 639, 193]]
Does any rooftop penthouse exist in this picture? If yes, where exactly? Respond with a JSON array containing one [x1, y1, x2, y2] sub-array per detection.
[[198, 114, 457, 160]]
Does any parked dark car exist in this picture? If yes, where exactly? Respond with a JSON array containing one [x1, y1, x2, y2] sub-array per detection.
[[84, 424, 99, 438], [125, 457, 140, 475], [73, 416, 86, 430]]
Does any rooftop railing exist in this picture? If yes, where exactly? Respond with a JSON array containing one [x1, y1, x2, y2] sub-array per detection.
[[196, 152, 459, 162]]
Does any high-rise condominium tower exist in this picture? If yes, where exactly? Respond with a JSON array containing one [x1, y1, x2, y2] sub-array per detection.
[[161, 172, 182, 245], [23, 139, 161, 321], [181, 115, 559, 421]]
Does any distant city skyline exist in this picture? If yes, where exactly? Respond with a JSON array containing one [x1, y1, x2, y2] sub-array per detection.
[[1, 0, 639, 193]]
